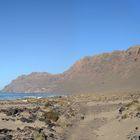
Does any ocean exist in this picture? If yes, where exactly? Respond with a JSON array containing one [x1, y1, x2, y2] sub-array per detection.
[[0, 92, 59, 100]]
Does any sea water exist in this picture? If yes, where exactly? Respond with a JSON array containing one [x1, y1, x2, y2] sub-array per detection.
[[0, 92, 59, 100]]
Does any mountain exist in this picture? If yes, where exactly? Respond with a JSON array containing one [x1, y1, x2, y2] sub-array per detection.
[[3, 45, 140, 94]]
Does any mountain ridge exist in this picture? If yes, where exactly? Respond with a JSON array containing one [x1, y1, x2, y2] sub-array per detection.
[[3, 45, 140, 94]]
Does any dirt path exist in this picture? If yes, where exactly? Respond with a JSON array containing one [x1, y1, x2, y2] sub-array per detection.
[[66, 115, 104, 140], [64, 102, 119, 140]]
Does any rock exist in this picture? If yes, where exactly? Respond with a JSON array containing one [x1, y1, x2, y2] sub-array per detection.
[[47, 122, 56, 130], [23, 126, 35, 131], [38, 117, 45, 122], [127, 127, 140, 140], [0, 129, 12, 134], [0, 108, 23, 116], [32, 107, 41, 113], [20, 117, 34, 123], [45, 119, 52, 125], [29, 114, 37, 121], [20, 114, 36, 123], [119, 106, 125, 114], [1, 118, 9, 121], [21, 126, 35, 135], [136, 112, 140, 118], [17, 127, 21, 131], [81, 114, 85, 120], [36, 128, 43, 133], [49, 133, 54, 138], [0, 135, 13, 140]]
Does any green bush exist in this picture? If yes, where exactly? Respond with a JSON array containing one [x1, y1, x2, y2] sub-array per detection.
[[34, 132, 46, 140]]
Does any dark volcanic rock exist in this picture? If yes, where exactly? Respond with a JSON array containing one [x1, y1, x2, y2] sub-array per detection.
[[0, 135, 13, 140], [20, 117, 35, 123], [119, 106, 126, 114], [0, 108, 23, 116], [0, 129, 12, 134], [0, 129, 13, 140]]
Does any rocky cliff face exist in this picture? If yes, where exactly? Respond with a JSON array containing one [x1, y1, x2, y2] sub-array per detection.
[[3, 45, 140, 94]]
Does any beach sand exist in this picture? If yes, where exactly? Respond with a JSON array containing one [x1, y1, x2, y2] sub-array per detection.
[[0, 93, 140, 140]]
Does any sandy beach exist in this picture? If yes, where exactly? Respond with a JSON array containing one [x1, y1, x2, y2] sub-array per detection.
[[0, 93, 140, 140]]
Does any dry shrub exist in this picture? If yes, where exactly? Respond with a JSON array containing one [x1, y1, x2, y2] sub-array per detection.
[[42, 110, 59, 122]]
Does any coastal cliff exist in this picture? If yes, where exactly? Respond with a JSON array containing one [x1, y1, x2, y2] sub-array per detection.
[[3, 45, 140, 94]]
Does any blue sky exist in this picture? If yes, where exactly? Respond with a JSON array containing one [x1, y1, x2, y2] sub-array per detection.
[[0, 0, 140, 89]]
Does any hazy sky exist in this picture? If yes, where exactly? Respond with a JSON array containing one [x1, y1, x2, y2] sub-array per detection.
[[0, 0, 140, 89]]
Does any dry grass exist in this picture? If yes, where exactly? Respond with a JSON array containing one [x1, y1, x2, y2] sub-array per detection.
[[42, 110, 59, 122], [136, 106, 140, 111], [125, 100, 139, 108], [121, 113, 128, 119]]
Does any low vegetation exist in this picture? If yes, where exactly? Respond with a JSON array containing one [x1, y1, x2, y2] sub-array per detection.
[[42, 110, 59, 122]]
